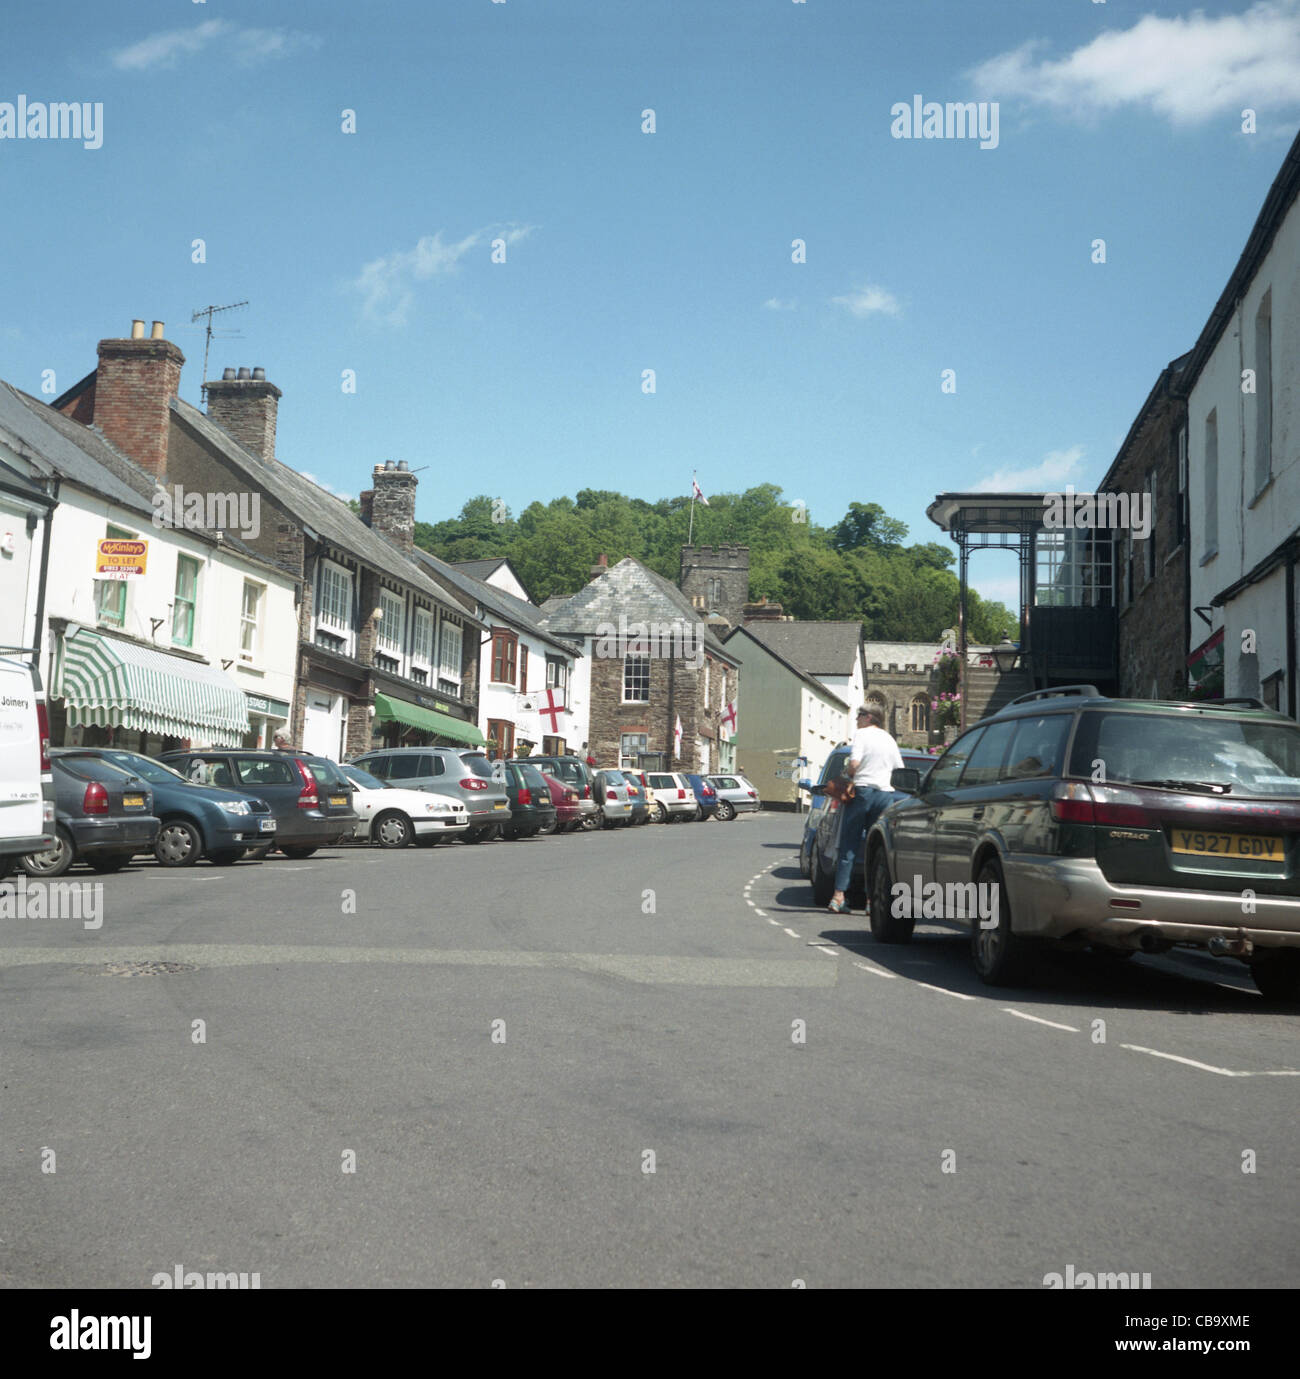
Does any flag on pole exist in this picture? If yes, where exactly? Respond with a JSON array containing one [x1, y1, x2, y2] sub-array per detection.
[[720, 700, 737, 741], [673, 714, 683, 757], [691, 476, 709, 506]]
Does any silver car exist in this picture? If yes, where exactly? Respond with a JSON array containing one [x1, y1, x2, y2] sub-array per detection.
[[707, 774, 760, 820], [594, 770, 634, 828], [349, 746, 512, 843]]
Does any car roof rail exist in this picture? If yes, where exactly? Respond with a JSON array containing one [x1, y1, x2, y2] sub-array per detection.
[[1005, 684, 1103, 707], [1190, 696, 1267, 710]]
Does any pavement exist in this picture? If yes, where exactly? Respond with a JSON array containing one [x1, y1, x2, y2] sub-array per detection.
[[0, 812, 1295, 1288]]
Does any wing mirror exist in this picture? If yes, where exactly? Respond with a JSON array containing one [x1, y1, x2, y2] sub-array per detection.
[[891, 767, 921, 794]]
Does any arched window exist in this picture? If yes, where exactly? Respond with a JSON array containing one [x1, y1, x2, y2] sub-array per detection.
[[910, 695, 930, 733], [707, 577, 723, 607]]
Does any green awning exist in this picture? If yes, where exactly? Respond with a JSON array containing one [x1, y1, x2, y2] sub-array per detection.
[[373, 691, 485, 746], [59, 629, 249, 747]]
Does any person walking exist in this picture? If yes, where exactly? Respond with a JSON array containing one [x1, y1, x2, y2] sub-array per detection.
[[828, 704, 904, 914]]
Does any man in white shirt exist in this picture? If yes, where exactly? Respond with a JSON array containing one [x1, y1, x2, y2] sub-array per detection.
[[829, 704, 904, 913]]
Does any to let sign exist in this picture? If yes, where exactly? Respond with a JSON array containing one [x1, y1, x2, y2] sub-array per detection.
[[96, 538, 148, 580]]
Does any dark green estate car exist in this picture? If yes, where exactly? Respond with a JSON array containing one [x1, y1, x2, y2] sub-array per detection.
[[853, 686, 1300, 999]]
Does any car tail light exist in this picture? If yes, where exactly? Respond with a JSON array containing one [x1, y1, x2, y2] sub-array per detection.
[[581, 783, 591, 799], [1050, 783, 1157, 829], [677, 788, 685, 799], [83, 781, 109, 814], [638, 773, 647, 788], [565, 789, 578, 803], [459, 778, 489, 791], [294, 759, 319, 809], [517, 787, 532, 806], [747, 790, 756, 798], [37, 700, 51, 772]]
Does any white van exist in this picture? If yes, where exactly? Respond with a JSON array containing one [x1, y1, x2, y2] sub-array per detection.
[[0, 656, 55, 877]]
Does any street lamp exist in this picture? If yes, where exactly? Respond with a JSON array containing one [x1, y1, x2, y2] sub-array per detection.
[[992, 635, 1019, 674]]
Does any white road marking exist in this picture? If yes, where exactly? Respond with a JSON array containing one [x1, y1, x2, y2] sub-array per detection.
[[915, 982, 976, 1000], [754, 908, 767, 916], [768, 918, 781, 926], [812, 945, 838, 957], [1120, 1044, 1300, 1077], [783, 927, 801, 938], [1002, 1008, 1080, 1033], [852, 960, 897, 979]]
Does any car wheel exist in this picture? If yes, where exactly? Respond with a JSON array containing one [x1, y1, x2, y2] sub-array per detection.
[[537, 816, 558, 836], [1250, 949, 1300, 1002], [651, 801, 667, 823], [716, 800, 736, 821], [868, 848, 913, 944], [207, 849, 244, 865], [810, 843, 834, 907], [463, 826, 493, 844], [280, 845, 318, 859], [245, 844, 274, 860], [87, 854, 131, 874], [21, 826, 74, 878], [372, 810, 413, 849], [580, 808, 604, 832], [971, 858, 1032, 986], [155, 818, 204, 867]]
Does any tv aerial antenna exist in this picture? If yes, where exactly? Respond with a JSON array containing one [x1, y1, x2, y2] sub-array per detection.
[[190, 300, 248, 400]]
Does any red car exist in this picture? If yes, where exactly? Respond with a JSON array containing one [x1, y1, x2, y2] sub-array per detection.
[[540, 772, 582, 833]]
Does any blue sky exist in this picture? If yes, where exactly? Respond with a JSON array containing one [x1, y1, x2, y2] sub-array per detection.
[[3, 0, 1300, 610]]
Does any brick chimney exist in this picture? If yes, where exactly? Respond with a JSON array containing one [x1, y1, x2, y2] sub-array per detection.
[[742, 598, 783, 623], [369, 461, 417, 554], [205, 366, 281, 462], [590, 553, 609, 577], [79, 320, 184, 479], [358, 489, 375, 526]]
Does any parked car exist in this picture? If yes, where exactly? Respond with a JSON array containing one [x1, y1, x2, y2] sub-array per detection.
[[501, 760, 558, 839], [593, 769, 634, 827], [57, 748, 276, 866], [643, 771, 698, 823], [523, 754, 600, 830], [161, 749, 356, 857], [798, 746, 932, 878], [22, 751, 160, 877], [618, 770, 651, 825], [707, 774, 760, 820], [349, 746, 512, 843], [683, 773, 719, 821], [339, 763, 469, 847], [856, 686, 1300, 999], [539, 772, 582, 832], [0, 656, 55, 877]]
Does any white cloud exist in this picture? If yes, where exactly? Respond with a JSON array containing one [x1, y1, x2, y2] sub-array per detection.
[[830, 283, 901, 318], [763, 297, 797, 311], [972, 444, 1085, 493], [352, 225, 535, 326], [300, 472, 355, 504], [111, 21, 320, 71], [971, 1, 1300, 126]]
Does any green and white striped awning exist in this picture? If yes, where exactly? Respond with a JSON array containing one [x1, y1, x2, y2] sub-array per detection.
[[59, 630, 250, 747]]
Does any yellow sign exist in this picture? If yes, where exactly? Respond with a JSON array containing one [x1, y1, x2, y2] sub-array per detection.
[[95, 538, 148, 579]]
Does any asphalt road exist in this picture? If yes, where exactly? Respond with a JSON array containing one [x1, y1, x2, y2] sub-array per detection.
[[1, 813, 1296, 1289]]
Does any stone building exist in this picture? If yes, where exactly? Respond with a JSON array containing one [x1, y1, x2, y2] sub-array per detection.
[[860, 641, 942, 747], [679, 544, 750, 627], [538, 555, 742, 772], [1097, 355, 1191, 701]]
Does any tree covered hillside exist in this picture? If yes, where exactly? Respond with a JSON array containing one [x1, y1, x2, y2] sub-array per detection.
[[413, 485, 1016, 644]]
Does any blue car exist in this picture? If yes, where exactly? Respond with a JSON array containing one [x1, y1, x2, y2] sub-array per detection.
[[59, 747, 277, 866], [683, 773, 719, 821]]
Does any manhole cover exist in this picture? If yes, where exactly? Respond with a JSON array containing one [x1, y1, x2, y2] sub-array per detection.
[[96, 961, 198, 977]]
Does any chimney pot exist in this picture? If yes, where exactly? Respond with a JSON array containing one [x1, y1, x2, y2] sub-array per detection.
[[252, 366, 265, 381], [397, 460, 409, 472], [237, 367, 251, 381], [130, 320, 145, 339], [222, 367, 236, 381], [150, 321, 165, 340]]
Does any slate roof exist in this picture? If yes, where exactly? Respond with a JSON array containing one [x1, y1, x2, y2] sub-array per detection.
[[0, 383, 274, 570], [170, 397, 481, 617], [741, 620, 862, 676], [537, 557, 741, 664], [451, 557, 508, 581], [722, 626, 850, 710], [861, 640, 942, 670], [411, 548, 581, 658]]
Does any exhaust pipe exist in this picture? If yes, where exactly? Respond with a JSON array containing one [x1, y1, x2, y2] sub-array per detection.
[[1208, 933, 1253, 959], [1137, 929, 1165, 953]]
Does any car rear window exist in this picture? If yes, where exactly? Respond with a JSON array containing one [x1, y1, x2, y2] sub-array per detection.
[[712, 777, 738, 789], [647, 775, 674, 789], [234, 757, 297, 786], [1003, 714, 1072, 781], [460, 754, 496, 779], [307, 761, 348, 790], [344, 765, 386, 791], [55, 755, 136, 784], [357, 755, 389, 779], [1072, 712, 1300, 797]]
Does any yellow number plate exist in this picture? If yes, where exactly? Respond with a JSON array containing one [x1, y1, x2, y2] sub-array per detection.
[[123, 795, 145, 807], [329, 795, 347, 806], [1171, 830, 1283, 860]]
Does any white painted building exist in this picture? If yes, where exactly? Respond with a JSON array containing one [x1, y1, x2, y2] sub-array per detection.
[[1186, 132, 1300, 715], [0, 379, 298, 749]]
